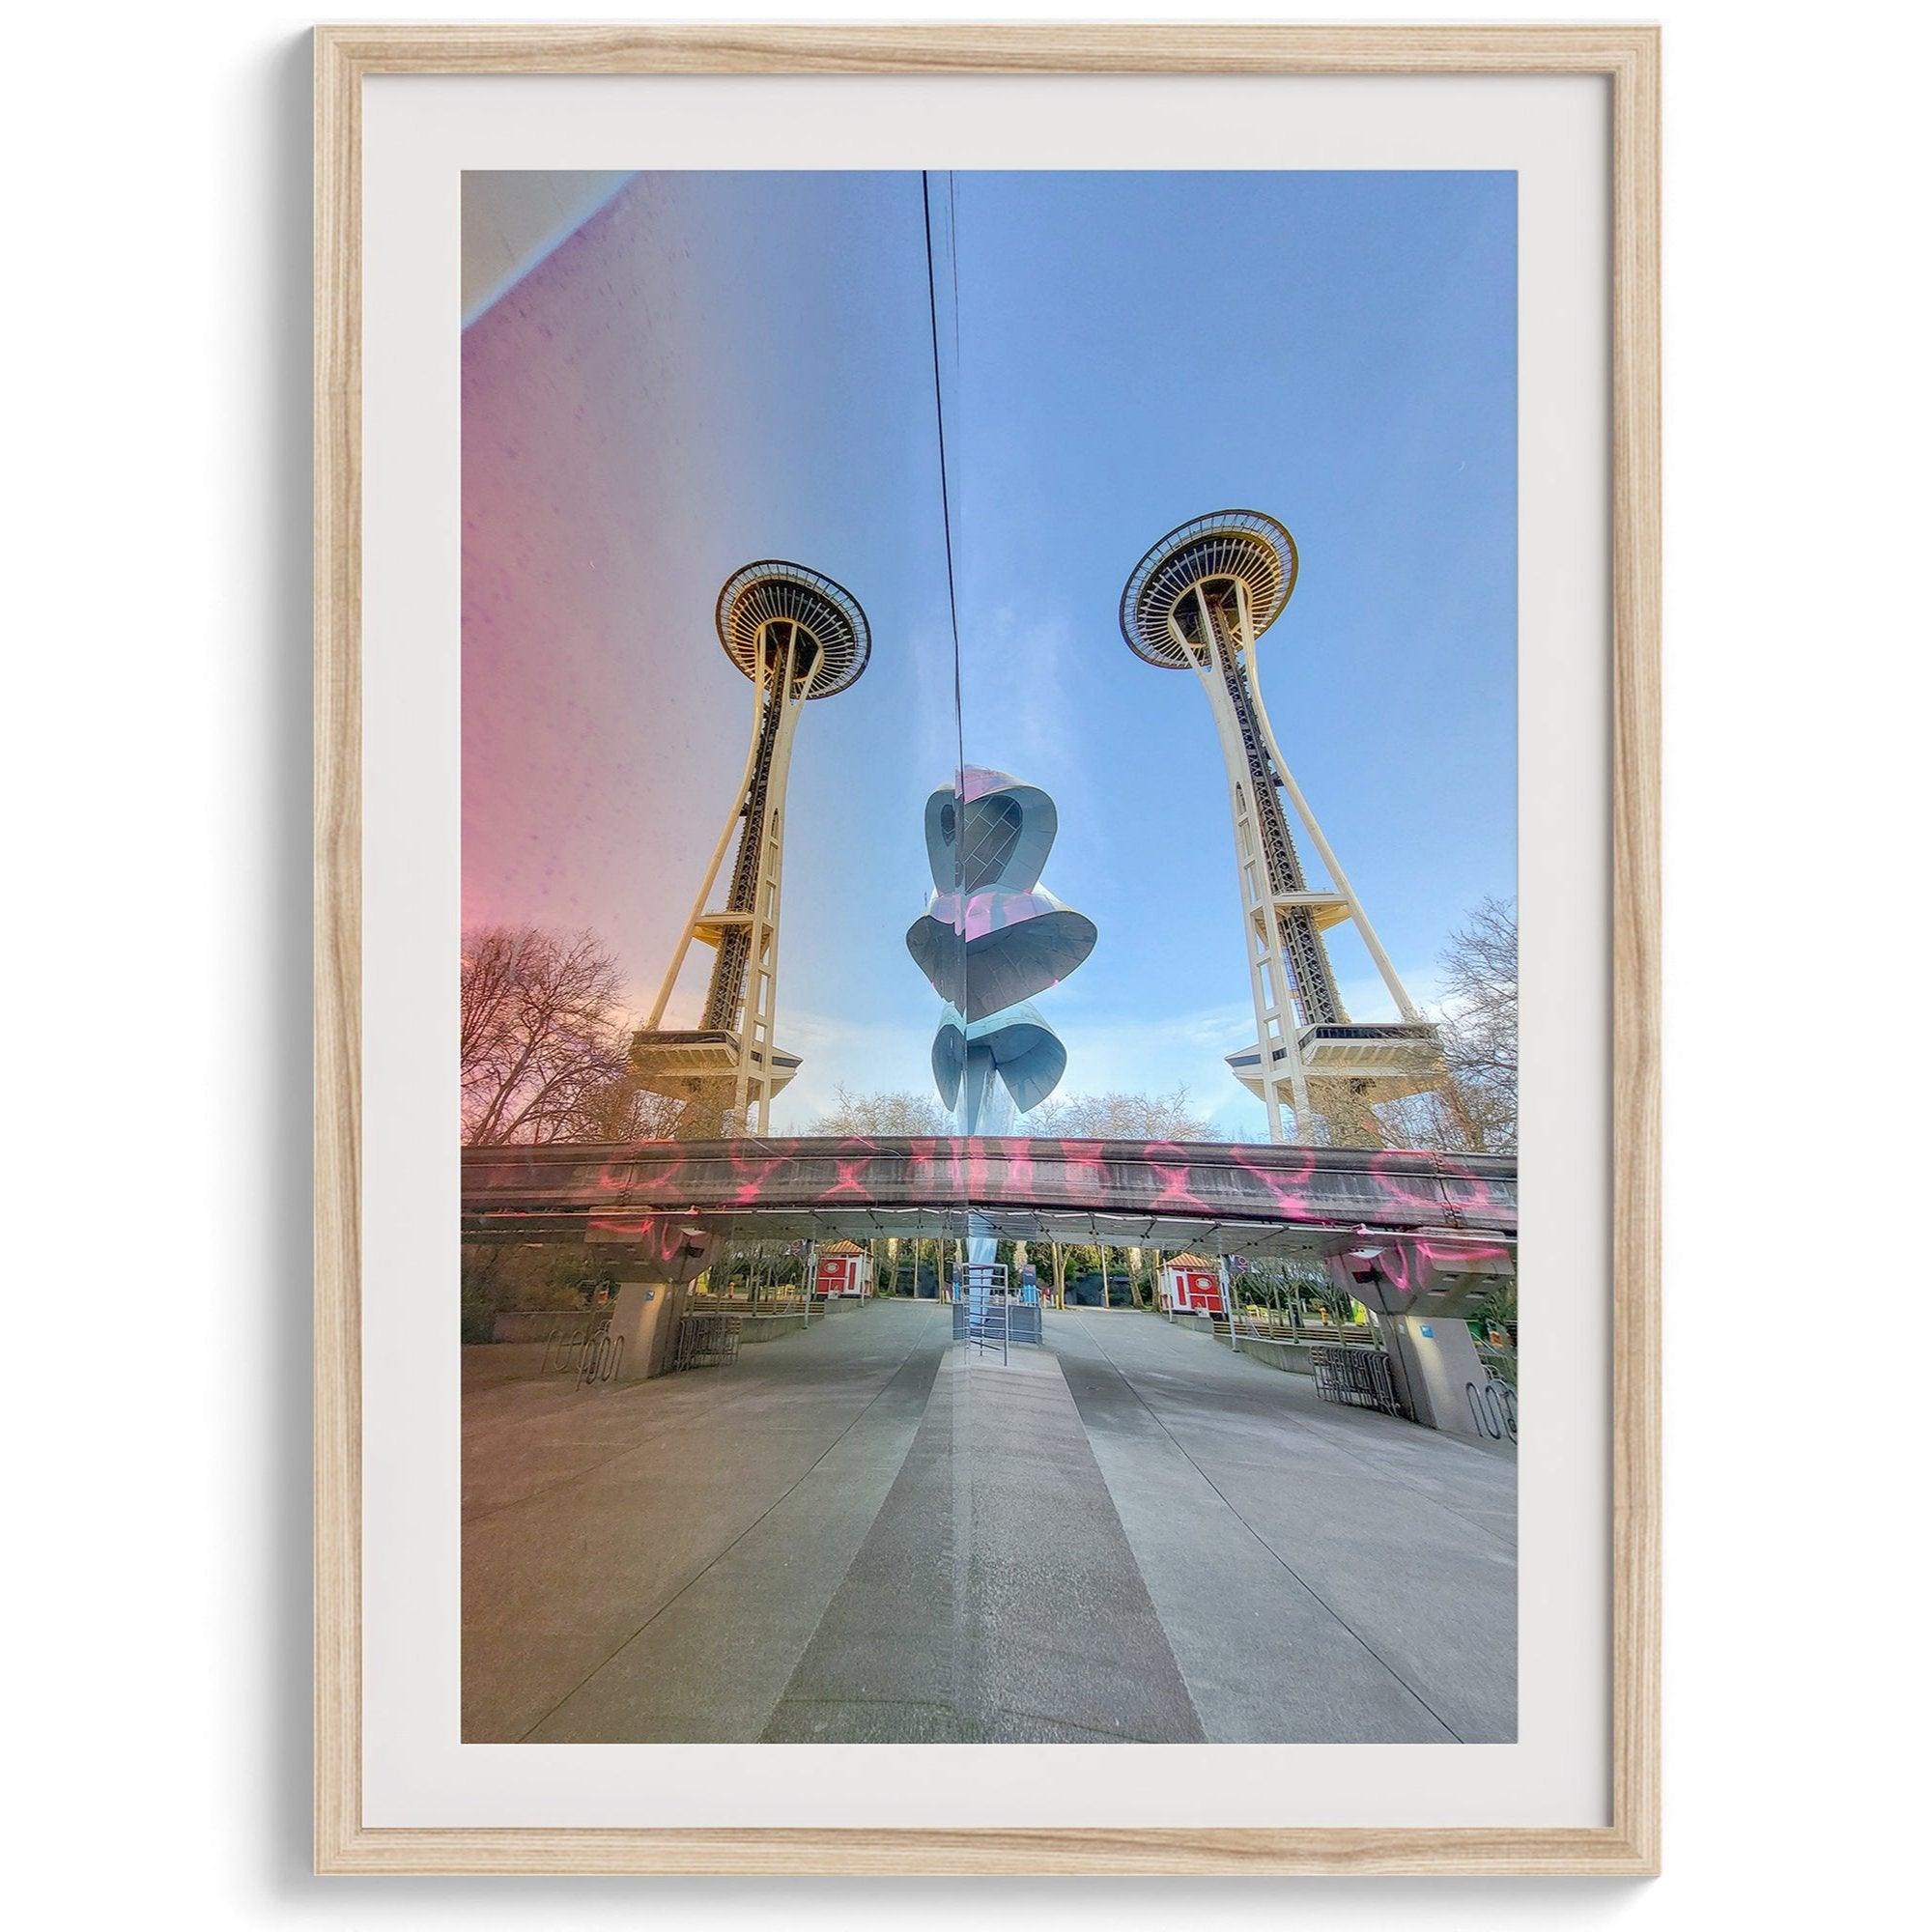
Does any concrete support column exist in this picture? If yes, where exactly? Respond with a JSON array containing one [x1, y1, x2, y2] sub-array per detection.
[[608, 1277, 688, 1382], [1328, 1246, 1498, 1442], [1379, 1312, 1491, 1441]]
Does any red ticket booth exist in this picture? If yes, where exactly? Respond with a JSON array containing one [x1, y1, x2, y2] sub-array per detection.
[[813, 1240, 871, 1298], [1159, 1254, 1225, 1315]]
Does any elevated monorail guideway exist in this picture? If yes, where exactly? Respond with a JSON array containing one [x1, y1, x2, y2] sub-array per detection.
[[460, 1133, 1516, 1302]]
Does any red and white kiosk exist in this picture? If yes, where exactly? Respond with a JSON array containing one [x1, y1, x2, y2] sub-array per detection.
[[811, 1238, 871, 1298], [1158, 1252, 1227, 1316]]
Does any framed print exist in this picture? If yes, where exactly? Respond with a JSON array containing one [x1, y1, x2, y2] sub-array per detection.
[[315, 22, 1660, 1876]]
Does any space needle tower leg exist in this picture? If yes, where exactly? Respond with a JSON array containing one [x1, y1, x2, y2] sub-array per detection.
[[733, 638, 823, 1133], [645, 652, 771, 1034], [1189, 581, 1321, 1141], [1244, 669, 1422, 1023], [632, 562, 871, 1140]]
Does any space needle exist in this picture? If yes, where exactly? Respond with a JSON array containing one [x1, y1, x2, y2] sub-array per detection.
[[1120, 510, 1453, 1145], [632, 560, 870, 1136]]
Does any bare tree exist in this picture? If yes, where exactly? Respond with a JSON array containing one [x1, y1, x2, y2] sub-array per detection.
[[807, 1084, 1221, 1142], [460, 924, 635, 1146], [810, 1086, 951, 1136], [1023, 1084, 1214, 1141], [1312, 1081, 1395, 1151], [564, 1073, 691, 1143], [1433, 895, 1518, 1154]]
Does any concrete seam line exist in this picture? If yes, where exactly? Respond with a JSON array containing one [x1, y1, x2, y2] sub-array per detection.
[[1064, 1312, 1468, 1745], [951, 1349, 978, 1740], [510, 1321, 939, 1747]]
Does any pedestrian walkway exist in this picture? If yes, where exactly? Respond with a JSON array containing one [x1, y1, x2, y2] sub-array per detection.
[[763, 1342, 1202, 1742], [463, 1299, 1516, 1744], [1052, 1311, 1515, 1743]]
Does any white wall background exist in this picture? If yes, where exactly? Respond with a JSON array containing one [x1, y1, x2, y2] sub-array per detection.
[[7, 0, 1924, 1922]]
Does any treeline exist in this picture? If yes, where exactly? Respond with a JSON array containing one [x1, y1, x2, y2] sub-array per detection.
[[460, 895, 1518, 1154]]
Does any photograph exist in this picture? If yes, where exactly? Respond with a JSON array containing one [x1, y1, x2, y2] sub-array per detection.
[[27, 0, 1930, 1910], [458, 165, 1522, 1747]]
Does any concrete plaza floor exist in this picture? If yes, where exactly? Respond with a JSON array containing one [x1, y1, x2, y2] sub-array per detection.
[[462, 1299, 1516, 1745]]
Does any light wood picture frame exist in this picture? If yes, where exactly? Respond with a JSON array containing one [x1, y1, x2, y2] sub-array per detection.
[[315, 21, 1660, 1877]]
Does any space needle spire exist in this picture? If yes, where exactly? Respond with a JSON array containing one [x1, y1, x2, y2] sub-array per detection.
[[1121, 510, 1453, 1146], [632, 560, 869, 1136]]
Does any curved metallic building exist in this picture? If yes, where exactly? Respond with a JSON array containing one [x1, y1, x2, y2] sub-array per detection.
[[1122, 510, 1450, 1146], [907, 766, 1094, 1136], [633, 560, 870, 1135]]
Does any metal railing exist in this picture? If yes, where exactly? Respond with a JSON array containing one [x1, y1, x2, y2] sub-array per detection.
[[1223, 1306, 1380, 1347], [1475, 1341, 1518, 1390], [671, 1311, 743, 1373], [691, 1292, 810, 1319], [1309, 1344, 1404, 1416], [955, 1263, 1010, 1365]]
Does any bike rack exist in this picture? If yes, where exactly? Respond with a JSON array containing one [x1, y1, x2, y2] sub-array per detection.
[[576, 1330, 624, 1389], [1464, 1376, 1519, 1444]]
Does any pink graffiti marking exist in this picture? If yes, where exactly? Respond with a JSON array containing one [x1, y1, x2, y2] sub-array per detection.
[[1347, 1232, 1515, 1297], [726, 1141, 790, 1206], [1142, 1141, 1212, 1216], [592, 1148, 688, 1202], [1056, 1140, 1108, 1197], [816, 1135, 882, 1205], [989, 1135, 1037, 1203], [1228, 1142, 1321, 1221], [1368, 1150, 1499, 1222], [904, 1135, 966, 1207]]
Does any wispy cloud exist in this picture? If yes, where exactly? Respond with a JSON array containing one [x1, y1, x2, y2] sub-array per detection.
[[769, 1008, 943, 1131], [1044, 959, 1447, 1135], [1340, 963, 1448, 1020], [1037, 995, 1258, 1133], [959, 603, 1083, 786], [904, 614, 963, 785]]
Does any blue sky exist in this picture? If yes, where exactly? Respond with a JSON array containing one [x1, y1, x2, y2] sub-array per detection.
[[464, 169, 1517, 1137]]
